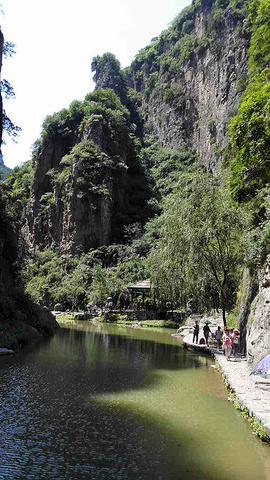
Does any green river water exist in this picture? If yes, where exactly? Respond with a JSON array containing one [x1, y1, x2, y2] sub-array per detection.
[[0, 321, 269, 479]]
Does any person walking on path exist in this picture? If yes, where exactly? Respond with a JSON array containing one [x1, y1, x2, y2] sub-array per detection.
[[232, 329, 240, 359], [215, 326, 222, 349], [193, 320, 199, 344], [203, 322, 211, 346], [223, 328, 232, 360]]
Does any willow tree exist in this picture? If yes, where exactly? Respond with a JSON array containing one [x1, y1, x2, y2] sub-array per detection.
[[148, 173, 248, 326]]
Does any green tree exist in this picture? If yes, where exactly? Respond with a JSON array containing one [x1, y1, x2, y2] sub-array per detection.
[[89, 264, 113, 309], [228, 0, 270, 207], [228, 77, 270, 204], [91, 52, 126, 102], [55, 261, 91, 310], [149, 174, 248, 326], [3, 161, 33, 217]]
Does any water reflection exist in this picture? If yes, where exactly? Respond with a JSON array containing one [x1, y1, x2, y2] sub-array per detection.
[[0, 322, 269, 479]]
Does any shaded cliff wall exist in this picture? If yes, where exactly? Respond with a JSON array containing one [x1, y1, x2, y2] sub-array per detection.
[[0, 174, 59, 346], [0, 27, 15, 291], [0, 194, 18, 292]]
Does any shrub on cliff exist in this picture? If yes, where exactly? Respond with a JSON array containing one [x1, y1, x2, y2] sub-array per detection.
[[228, 77, 270, 204], [228, 0, 270, 207]]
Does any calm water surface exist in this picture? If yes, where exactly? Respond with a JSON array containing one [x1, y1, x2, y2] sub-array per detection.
[[0, 322, 269, 480]]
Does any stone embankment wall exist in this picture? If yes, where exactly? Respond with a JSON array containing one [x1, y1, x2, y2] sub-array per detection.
[[246, 256, 270, 367]]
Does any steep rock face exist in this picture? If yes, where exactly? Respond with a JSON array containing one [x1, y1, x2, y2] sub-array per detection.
[[25, 131, 79, 252], [0, 202, 17, 291], [0, 28, 15, 292], [25, 1, 251, 256], [130, 3, 250, 170], [25, 95, 151, 254], [246, 257, 270, 366]]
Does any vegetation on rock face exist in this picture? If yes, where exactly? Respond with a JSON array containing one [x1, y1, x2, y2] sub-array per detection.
[[31, 83, 152, 250], [139, 136, 197, 199], [3, 161, 33, 217], [228, 0, 270, 268], [228, 74, 270, 204], [91, 53, 127, 102], [228, 0, 270, 204], [126, 0, 251, 98]]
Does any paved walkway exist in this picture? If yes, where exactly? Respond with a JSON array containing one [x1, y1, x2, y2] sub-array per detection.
[[214, 350, 270, 439]]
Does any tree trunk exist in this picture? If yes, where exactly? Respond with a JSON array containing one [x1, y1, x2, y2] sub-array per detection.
[[222, 305, 227, 327]]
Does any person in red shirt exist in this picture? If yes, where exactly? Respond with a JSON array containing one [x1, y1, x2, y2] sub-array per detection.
[[223, 329, 232, 360]]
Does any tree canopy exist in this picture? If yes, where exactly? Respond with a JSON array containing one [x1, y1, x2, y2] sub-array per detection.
[[149, 173, 248, 325]]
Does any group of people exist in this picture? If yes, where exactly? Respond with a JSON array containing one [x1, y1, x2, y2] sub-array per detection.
[[223, 327, 240, 360], [192, 320, 240, 360]]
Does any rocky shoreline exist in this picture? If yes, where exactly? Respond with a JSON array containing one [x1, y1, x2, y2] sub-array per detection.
[[0, 306, 59, 352]]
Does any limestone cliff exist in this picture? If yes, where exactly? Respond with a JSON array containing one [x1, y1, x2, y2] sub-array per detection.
[[246, 259, 270, 367], [25, 90, 151, 255], [128, 0, 250, 170]]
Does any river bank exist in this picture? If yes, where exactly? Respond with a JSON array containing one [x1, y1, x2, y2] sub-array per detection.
[[178, 318, 270, 443], [55, 312, 180, 328], [214, 351, 270, 442]]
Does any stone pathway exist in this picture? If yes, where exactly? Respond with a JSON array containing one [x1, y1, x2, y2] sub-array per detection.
[[214, 350, 270, 439]]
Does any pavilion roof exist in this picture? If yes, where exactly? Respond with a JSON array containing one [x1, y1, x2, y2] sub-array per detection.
[[127, 279, 151, 291]]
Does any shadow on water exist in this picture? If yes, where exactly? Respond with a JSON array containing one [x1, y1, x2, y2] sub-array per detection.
[[0, 323, 269, 480]]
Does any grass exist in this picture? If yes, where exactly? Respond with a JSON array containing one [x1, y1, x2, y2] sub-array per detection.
[[227, 393, 269, 442], [101, 315, 179, 328], [55, 314, 76, 322]]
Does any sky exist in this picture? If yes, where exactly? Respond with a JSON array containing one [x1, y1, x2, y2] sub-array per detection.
[[1, 0, 190, 169]]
